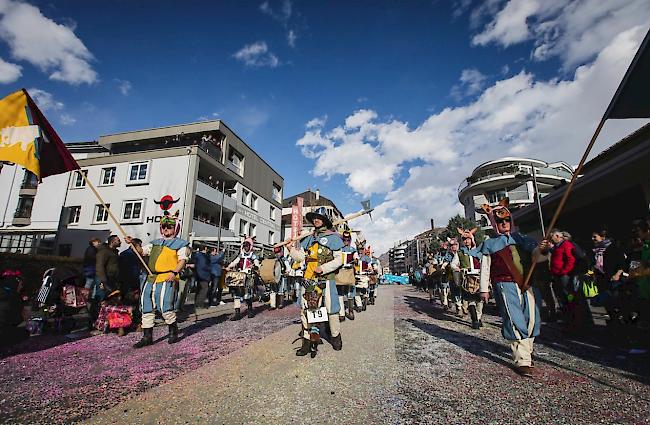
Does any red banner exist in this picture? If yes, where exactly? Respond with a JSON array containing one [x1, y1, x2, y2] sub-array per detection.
[[291, 196, 304, 239]]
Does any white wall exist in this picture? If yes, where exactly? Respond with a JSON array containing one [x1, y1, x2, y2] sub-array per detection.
[[232, 182, 281, 244], [58, 155, 192, 257], [0, 164, 69, 231]]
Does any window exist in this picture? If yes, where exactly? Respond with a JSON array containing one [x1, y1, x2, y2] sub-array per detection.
[[272, 183, 282, 203], [250, 194, 258, 211], [21, 171, 38, 189], [94, 204, 110, 223], [72, 170, 88, 188], [68, 206, 81, 224], [127, 161, 149, 184], [269, 231, 275, 244], [241, 188, 250, 206], [249, 223, 256, 237], [227, 147, 244, 176], [239, 219, 248, 235], [14, 197, 34, 218], [269, 206, 276, 220], [122, 200, 144, 222], [101, 167, 116, 185]]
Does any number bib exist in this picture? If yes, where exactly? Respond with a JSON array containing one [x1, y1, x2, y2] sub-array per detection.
[[306, 306, 328, 324]]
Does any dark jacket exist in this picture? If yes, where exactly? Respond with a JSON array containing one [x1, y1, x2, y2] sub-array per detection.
[[210, 252, 225, 278], [83, 245, 98, 277], [597, 242, 627, 281], [119, 248, 142, 292], [193, 251, 212, 282], [96, 244, 119, 290]]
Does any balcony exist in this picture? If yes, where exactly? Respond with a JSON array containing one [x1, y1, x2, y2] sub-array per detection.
[[192, 219, 234, 238], [196, 180, 237, 212], [227, 161, 243, 176]]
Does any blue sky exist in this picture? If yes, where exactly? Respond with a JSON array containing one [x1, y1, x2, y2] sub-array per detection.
[[1, 0, 649, 252]]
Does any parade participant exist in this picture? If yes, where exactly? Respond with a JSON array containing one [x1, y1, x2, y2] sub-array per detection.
[[436, 243, 452, 309], [424, 254, 437, 302], [478, 198, 549, 377], [289, 207, 345, 356], [226, 237, 260, 320], [133, 212, 190, 348], [455, 227, 484, 329], [367, 248, 380, 305], [338, 231, 358, 321], [287, 254, 305, 307], [269, 246, 290, 310], [448, 238, 465, 317], [355, 238, 373, 311]]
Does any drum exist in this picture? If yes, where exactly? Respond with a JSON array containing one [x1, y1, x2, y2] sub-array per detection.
[[462, 273, 480, 294], [259, 259, 282, 284], [225, 271, 247, 287]]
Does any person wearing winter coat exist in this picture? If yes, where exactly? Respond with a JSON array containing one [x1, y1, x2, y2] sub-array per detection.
[[549, 229, 576, 310], [209, 247, 226, 306]]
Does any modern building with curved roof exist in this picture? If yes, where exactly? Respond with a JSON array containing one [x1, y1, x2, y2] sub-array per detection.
[[458, 157, 573, 228]]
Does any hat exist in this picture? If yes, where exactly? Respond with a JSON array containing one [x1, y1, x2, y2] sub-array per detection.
[[480, 197, 513, 234], [161, 210, 179, 226], [306, 206, 333, 228], [457, 227, 478, 248]]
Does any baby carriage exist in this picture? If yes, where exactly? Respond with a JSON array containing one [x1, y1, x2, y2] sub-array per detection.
[[30, 267, 88, 334]]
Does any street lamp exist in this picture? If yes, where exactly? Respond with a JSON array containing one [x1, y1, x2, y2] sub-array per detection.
[[217, 181, 237, 251]]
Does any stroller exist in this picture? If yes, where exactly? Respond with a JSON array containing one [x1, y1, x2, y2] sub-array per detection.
[[29, 267, 88, 335]]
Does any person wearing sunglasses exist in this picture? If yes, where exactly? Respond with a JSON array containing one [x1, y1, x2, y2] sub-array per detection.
[[134, 211, 190, 348], [478, 198, 550, 377]]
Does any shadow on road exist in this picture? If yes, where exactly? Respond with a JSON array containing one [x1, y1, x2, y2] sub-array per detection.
[[400, 287, 650, 394]]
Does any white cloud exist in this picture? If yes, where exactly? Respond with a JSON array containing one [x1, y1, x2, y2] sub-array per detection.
[[260, 0, 292, 25], [0, 56, 20, 83], [0, 0, 97, 85], [472, 0, 541, 47], [28, 87, 63, 111], [450, 68, 487, 100], [305, 115, 327, 129], [472, 0, 650, 68], [59, 113, 76, 125], [115, 79, 131, 96], [287, 29, 297, 48], [297, 26, 649, 254], [233, 41, 279, 68]]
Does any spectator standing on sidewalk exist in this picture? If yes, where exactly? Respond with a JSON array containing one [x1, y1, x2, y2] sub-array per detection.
[[210, 247, 226, 306], [91, 236, 121, 326], [83, 238, 101, 289], [591, 228, 626, 301], [119, 238, 144, 328], [192, 244, 212, 309], [549, 229, 576, 317]]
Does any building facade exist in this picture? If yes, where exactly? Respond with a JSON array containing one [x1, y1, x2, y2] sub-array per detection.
[[280, 189, 344, 241], [458, 157, 573, 228], [0, 120, 283, 258]]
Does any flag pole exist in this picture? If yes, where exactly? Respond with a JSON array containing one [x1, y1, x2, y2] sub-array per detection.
[[521, 116, 606, 288], [80, 172, 153, 276]]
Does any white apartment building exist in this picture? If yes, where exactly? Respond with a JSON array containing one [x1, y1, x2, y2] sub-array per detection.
[[0, 120, 283, 258], [457, 157, 573, 229]]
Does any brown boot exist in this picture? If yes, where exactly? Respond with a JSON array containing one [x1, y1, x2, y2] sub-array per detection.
[[296, 338, 311, 356], [515, 365, 534, 377]]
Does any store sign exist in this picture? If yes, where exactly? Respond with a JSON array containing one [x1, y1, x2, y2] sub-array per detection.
[[237, 206, 281, 230]]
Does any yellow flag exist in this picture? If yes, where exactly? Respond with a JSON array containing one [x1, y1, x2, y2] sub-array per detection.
[[0, 90, 42, 177]]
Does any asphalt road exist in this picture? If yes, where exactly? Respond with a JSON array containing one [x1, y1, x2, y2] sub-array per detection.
[[2, 285, 650, 424]]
